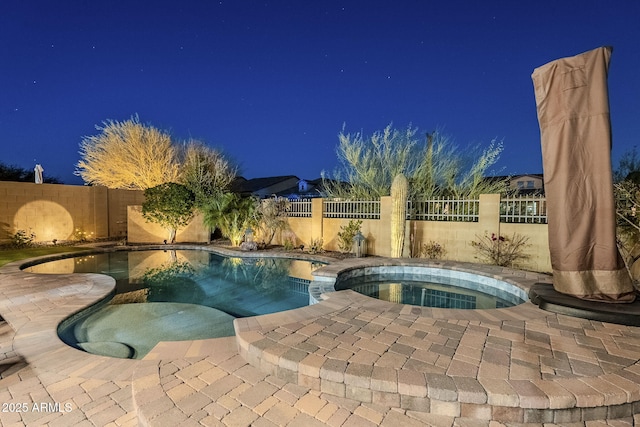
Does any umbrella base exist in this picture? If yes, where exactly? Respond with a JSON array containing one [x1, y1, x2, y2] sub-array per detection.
[[529, 283, 640, 326]]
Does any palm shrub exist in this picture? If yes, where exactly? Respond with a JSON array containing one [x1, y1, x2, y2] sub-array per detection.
[[203, 193, 258, 246]]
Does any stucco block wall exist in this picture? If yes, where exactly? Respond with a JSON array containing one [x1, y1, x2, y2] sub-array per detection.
[[500, 222, 550, 273], [286, 217, 313, 248], [322, 218, 390, 256], [109, 189, 145, 239], [127, 207, 210, 243], [0, 182, 144, 244], [278, 194, 552, 273]]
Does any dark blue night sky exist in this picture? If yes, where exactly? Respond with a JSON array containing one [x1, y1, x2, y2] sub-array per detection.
[[2, 1, 639, 185]]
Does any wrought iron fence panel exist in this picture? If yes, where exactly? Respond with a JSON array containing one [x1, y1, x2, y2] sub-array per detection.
[[408, 198, 480, 222], [323, 199, 381, 219], [500, 195, 547, 224], [286, 199, 312, 217]]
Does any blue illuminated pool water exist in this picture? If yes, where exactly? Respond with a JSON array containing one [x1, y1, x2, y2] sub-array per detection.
[[26, 250, 322, 359], [333, 267, 527, 309]]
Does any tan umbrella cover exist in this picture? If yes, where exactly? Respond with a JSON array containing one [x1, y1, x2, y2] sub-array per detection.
[[532, 46, 635, 302]]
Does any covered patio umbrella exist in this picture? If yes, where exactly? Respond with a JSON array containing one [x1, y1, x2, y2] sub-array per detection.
[[34, 163, 44, 184], [532, 46, 635, 302]]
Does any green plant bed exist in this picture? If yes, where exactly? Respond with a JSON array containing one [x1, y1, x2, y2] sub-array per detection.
[[0, 246, 88, 268]]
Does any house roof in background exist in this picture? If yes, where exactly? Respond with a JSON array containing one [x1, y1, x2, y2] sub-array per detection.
[[231, 175, 298, 194]]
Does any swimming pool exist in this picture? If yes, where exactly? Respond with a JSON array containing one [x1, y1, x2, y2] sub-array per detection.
[[26, 249, 322, 359]]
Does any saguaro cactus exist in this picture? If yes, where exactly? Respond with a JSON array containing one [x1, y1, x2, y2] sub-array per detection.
[[390, 173, 409, 257]]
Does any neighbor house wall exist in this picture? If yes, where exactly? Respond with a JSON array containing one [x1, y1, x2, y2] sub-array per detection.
[[0, 182, 144, 244]]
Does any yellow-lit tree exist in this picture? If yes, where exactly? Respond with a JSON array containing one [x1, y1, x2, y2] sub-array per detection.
[[75, 115, 180, 189]]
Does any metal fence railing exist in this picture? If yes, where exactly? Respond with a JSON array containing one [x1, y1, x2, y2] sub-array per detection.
[[500, 195, 547, 224], [285, 195, 547, 224], [286, 199, 312, 217], [323, 199, 381, 219], [408, 198, 479, 222]]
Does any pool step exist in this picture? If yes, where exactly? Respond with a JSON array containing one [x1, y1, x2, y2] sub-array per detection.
[[234, 290, 640, 423]]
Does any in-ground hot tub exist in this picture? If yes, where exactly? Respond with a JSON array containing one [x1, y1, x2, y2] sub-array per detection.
[[309, 262, 528, 309]]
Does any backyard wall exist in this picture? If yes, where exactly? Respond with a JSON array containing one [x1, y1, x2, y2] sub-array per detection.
[[125, 193, 551, 273], [127, 207, 210, 244], [0, 182, 144, 244], [279, 194, 552, 273]]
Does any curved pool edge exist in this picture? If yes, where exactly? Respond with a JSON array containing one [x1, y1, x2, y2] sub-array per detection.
[[11, 243, 338, 271], [3, 246, 640, 424], [4, 244, 335, 357], [234, 282, 640, 422], [0, 256, 140, 381], [0, 243, 337, 377], [309, 257, 553, 308]]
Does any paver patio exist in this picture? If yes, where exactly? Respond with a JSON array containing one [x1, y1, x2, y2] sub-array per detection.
[[1, 245, 639, 426]]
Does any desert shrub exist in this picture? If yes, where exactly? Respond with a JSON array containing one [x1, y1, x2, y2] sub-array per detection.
[[179, 140, 236, 207], [421, 241, 446, 259], [73, 227, 93, 242], [11, 229, 36, 248], [282, 231, 297, 251], [322, 124, 507, 200], [470, 232, 530, 267], [337, 220, 363, 253], [308, 238, 324, 254], [255, 196, 291, 246]]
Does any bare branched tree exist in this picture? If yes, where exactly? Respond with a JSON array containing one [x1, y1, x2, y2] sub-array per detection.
[[179, 140, 237, 207], [613, 150, 640, 279], [322, 124, 418, 199], [75, 115, 180, 189], [442, 139, 507, 198], [254, 196, 291, 246]]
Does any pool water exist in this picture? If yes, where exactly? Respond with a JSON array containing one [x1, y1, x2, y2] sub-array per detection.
[[26, 250, 321, 358], [336, 273, 525, 309]]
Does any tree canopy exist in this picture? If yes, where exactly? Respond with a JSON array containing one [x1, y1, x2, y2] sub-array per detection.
[[142, 182, 195, 243], [75, 116, 180, 189], [322, 124, 507, 199], [613, 147, 640, 277], [178, 140, 237, 207], [76, 117, 236, 195]]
